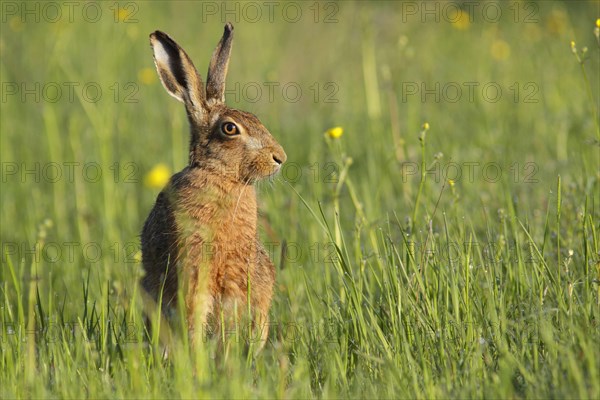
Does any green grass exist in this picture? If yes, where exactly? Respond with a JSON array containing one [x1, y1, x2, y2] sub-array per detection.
[[1, 1, 599, 398]]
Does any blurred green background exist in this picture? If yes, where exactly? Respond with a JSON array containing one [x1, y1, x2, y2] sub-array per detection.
[[1, 1, 599, 398]]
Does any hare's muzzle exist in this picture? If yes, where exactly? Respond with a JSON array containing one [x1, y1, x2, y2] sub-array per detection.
[[271, 145, 287, 169]]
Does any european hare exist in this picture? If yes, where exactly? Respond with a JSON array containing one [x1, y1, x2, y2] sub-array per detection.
[[141, 23, 286, 351]]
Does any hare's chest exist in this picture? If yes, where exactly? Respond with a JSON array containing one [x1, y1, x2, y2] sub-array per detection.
[[177, 201, 259, 304], [174, 190, 258, 270]]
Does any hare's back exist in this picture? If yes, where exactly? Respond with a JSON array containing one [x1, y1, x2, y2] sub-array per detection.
[[140, 175, 182, 304]]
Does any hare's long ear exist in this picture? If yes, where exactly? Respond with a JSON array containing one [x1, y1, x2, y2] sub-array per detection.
[[150, 31, 205, 110], [206, 23, 233, 104]]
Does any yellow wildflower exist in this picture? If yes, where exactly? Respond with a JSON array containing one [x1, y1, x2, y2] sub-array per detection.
[[449, 9, 470, 31], [138, 67, 156, 85], [419, 122, 429, 142], [144, 163, 171, 189], [325, 126, 344, 139], [448, 179, 455, 187], [491, 40, 511, 61], [116, 8, 130, 23]]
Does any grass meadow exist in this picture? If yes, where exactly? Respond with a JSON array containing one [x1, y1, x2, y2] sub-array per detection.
[[1, 1, 599, 398]]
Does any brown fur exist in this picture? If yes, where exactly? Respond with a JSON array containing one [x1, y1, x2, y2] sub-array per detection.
[[141, 23, 286, 351]]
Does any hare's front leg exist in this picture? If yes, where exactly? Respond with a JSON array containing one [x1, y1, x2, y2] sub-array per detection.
[[252, 244, 276, 352], [210, 297, 269, 355], [181, 262, 214, 349]]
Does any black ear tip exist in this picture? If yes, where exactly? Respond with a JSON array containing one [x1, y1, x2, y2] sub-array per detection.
[[150, 31, 174, 42], [224, 22, 234, 33], [150, 31, 180, 51], [150, 30, 168, 42]]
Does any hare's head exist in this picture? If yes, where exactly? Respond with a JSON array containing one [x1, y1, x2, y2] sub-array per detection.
[[150, 23, 286, 183]]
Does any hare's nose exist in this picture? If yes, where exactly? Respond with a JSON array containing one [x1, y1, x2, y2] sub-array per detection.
[[272, 147, 287, 165]]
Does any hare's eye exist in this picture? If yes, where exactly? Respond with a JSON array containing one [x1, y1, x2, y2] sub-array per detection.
[[221, 122, 239, 136]]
